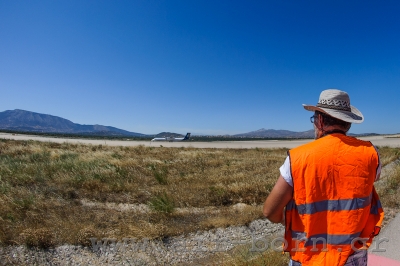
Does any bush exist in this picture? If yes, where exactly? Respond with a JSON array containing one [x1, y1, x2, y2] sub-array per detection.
[[21, 228, 56, 249], [148, 193, 175, 213]]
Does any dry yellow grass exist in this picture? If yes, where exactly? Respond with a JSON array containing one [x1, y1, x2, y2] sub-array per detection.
[[225, 249, 290, 266], [376, 164, 400, 209], [0, 139, 286, 247], [0, 139, 398, 266], [201, 235, 291, 266], [376, 146, 400, 166]]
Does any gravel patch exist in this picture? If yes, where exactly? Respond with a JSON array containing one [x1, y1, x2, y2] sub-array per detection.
[[79, 199, 222, 215], [0, 219, 284, 265]]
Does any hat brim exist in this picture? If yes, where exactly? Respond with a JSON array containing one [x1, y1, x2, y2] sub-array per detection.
[[303, 104, 364, 124]]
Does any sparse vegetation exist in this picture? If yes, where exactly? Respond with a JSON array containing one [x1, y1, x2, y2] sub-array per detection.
[[0, 138, 398, 265], [148, 192, 175, 213], [0, 139, 286, 248], [379, 169, 400, 209], [377, 146, 400, 166], [224, 248, 290, 266]]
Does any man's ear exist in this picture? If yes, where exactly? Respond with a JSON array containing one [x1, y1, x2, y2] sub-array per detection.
[[317, 114, 324, 129]]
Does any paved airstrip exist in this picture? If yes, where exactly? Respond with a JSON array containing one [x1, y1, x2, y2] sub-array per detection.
[[1, 132, 400, 148]]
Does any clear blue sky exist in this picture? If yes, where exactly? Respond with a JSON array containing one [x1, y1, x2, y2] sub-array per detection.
[[1, 1, 399, 135]]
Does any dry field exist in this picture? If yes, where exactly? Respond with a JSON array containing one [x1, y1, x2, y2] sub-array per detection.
[[0, 139, 399, 265], [0, 139, 287, 248]]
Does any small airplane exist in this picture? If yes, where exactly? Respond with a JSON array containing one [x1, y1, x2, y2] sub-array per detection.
[[151, 133, 191, 142]]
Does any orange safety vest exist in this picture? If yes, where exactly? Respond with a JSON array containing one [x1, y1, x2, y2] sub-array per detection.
[[284, 133, 384, 266]]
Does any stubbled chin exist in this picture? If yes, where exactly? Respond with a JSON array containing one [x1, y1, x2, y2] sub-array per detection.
[[313, 126, 319, 140]]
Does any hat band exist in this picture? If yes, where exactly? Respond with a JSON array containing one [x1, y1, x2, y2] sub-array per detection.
[[316, 103, 351, 112]]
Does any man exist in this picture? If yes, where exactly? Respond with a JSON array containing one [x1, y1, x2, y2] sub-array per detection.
[[263, 89, 384, 266]]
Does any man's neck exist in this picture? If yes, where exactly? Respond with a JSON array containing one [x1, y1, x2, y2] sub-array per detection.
[[323, 129, 346, 136], [316, 126, 346, 139]]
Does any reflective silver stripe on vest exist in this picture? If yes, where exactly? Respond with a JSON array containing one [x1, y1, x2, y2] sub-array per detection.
[[291, 231, 362, 246], [370, 200, 382, 215], [286, 199, 296, 211], [286, 193, 372, 215]]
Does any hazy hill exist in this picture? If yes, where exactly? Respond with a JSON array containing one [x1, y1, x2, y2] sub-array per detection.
[[234, 128, 315, 138], [234, 128, 380, 139], [0, 109, 146, 137]]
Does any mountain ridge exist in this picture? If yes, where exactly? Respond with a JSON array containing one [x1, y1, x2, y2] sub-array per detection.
[[0, 109, 376, 139], [0, 109, 145, 137], [234, 128, 315, 138]]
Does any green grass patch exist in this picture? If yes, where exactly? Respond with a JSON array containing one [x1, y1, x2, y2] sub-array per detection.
[[148, 192, 175, 213]]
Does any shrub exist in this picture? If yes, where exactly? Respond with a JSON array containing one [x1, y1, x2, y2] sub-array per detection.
[[76, 227, 98, 246], [148, 193, 175, 213], [149, 164, 169, 185], [21, 228, 56, 249]]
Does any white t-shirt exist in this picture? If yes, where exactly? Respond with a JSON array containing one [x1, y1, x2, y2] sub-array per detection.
[[280, 146, 382, 187]]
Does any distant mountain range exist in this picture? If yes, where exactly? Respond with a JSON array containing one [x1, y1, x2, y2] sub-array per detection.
[[0, 109, 377, 139], [234, 128, 315, 138], [233, 128, 379, 138], [0, 109, 145, 137]]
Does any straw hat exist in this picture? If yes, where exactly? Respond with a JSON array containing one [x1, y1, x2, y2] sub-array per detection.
[[303, 89, 364, 123]]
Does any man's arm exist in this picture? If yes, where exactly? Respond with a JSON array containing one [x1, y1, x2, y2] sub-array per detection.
[[263, 175, 293, 223], [373, 145, 381, 181]]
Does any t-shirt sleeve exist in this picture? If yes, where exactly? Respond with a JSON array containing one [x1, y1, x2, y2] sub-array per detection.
[[280, 156, 293, 187]]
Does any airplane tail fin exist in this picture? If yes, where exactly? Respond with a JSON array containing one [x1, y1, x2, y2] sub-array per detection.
[[183, 133, 191, 140]]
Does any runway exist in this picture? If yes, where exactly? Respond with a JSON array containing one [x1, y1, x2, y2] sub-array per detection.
[[1, 132, 400, 149]]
